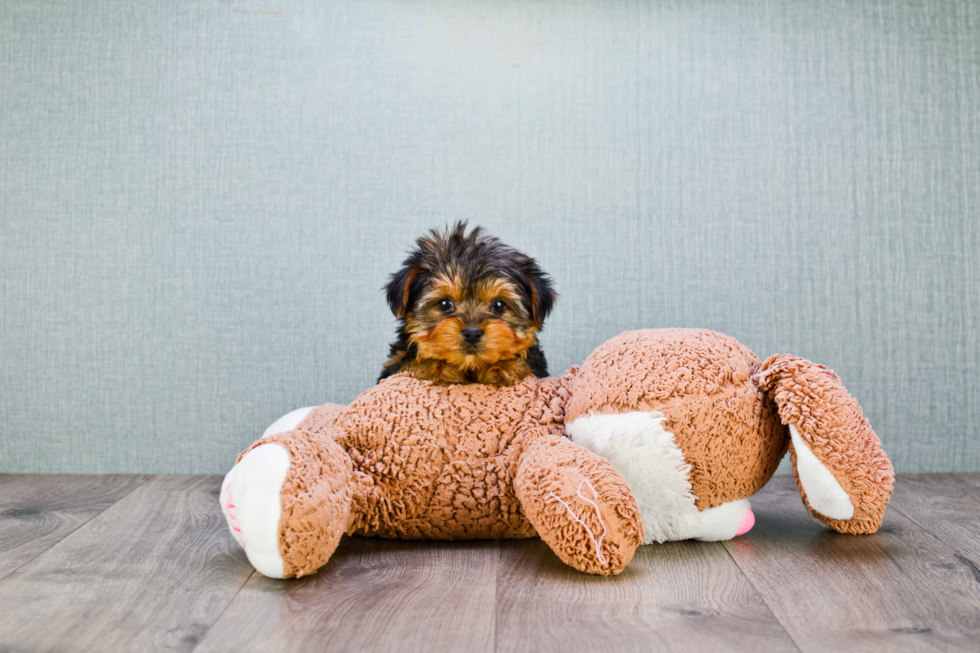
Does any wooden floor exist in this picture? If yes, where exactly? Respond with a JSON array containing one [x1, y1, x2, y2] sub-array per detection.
[[1, 475, 979, 652]]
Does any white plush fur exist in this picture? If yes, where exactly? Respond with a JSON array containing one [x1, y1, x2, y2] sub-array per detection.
[[263, 406, 316, 438], [220, 443, 291, 579], [568, 412, 702, 543], [568, 411, 755, 543], [695, 498, 752, 541], [790, 425, 854, 520]]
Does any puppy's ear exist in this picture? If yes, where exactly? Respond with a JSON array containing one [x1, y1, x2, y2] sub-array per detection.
[[518, 258, 557, 329], [385, 265, 423, 318]]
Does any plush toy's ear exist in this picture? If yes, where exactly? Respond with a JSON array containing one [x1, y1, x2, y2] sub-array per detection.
[[754, 355, 894, 534], [518, 258, 557, 329], [384, 265, 423, 318]]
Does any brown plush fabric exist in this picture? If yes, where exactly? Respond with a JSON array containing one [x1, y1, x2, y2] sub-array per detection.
[[567, 329, 787, 508], [755, 355, 895, 534], [231, 328, 894, 577], [295, 402, 346, 438], [515, 434, 643, 575], [244, 369, 641, 574], [325, 371, 577, 541], [237, 430, 353, 578]]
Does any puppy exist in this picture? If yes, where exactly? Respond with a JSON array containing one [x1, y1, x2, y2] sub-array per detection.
[[379, 222, 556, 386]]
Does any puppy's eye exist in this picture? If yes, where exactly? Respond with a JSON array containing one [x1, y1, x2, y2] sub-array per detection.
[[437, 298, 455, 313], [491, 299, 507, 314]]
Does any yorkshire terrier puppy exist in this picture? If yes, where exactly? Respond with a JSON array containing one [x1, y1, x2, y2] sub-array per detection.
[[379, 222, 557, 386]]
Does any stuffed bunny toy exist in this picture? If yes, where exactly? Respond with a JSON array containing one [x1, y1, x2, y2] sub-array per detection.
[[221, 329, 893, 578]]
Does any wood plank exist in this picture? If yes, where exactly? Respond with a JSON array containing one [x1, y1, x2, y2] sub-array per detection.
[[196, 537, 499, 653], [494, 538, 798, 653], [888, 474, 980, 562], [1, 473, 977, 651], [0, 475, 254, 652], [0, 474, 148, 580], [724, 476, 980, 652], [949, 473, 980, 492]]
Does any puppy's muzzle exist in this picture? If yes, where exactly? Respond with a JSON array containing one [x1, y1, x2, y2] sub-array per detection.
[[462, 326, 484, 345]]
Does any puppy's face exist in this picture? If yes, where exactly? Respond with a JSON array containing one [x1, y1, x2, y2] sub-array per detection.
[[407, 272, 536, 371], [385, 224, 555, 379]]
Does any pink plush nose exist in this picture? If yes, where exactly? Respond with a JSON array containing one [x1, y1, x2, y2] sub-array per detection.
[[736, 508, 755, 536]]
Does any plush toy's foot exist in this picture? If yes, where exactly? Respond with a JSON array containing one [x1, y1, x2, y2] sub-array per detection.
[[222, 429, 354, 578], [755, 356, 895, 534], [569, 411, 755, 544], [221, 444, 291, 578], [696, 499, 755, 541], [515, 434, 644, 575]]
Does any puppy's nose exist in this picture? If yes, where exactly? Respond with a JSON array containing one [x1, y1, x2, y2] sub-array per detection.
[[462, 326, 483, 344]]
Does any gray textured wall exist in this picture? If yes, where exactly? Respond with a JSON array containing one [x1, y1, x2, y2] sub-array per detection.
[[1, 0, 978, 474]]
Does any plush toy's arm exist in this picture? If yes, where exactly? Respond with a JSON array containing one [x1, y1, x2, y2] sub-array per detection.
[[514, 434, 643, 575], [755, 355, 894, 534], [222, 426, 353, 579], [260, 402, 346, 441]]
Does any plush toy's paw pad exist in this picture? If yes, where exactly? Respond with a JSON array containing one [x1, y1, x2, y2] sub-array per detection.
[[695, 499, 753, 541], [220, 443, 290, 579], [736, 508, 755, 536]]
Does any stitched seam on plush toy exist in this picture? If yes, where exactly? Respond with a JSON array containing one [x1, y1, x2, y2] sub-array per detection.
[[549, 479, 608, 567]]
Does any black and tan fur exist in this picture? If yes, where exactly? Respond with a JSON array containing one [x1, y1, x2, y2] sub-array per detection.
[[380, 222, 556, 386]]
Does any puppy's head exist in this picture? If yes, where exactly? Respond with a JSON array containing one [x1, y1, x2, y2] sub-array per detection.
[[385, 222, 556, 373]]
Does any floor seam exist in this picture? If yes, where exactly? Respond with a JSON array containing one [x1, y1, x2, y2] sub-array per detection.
[[492, 541, 499, 653], [721, 531, 806, 653], [0, 474, 152, 583], [887, 500, 980, 562], [190, 569, 257, 652]]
